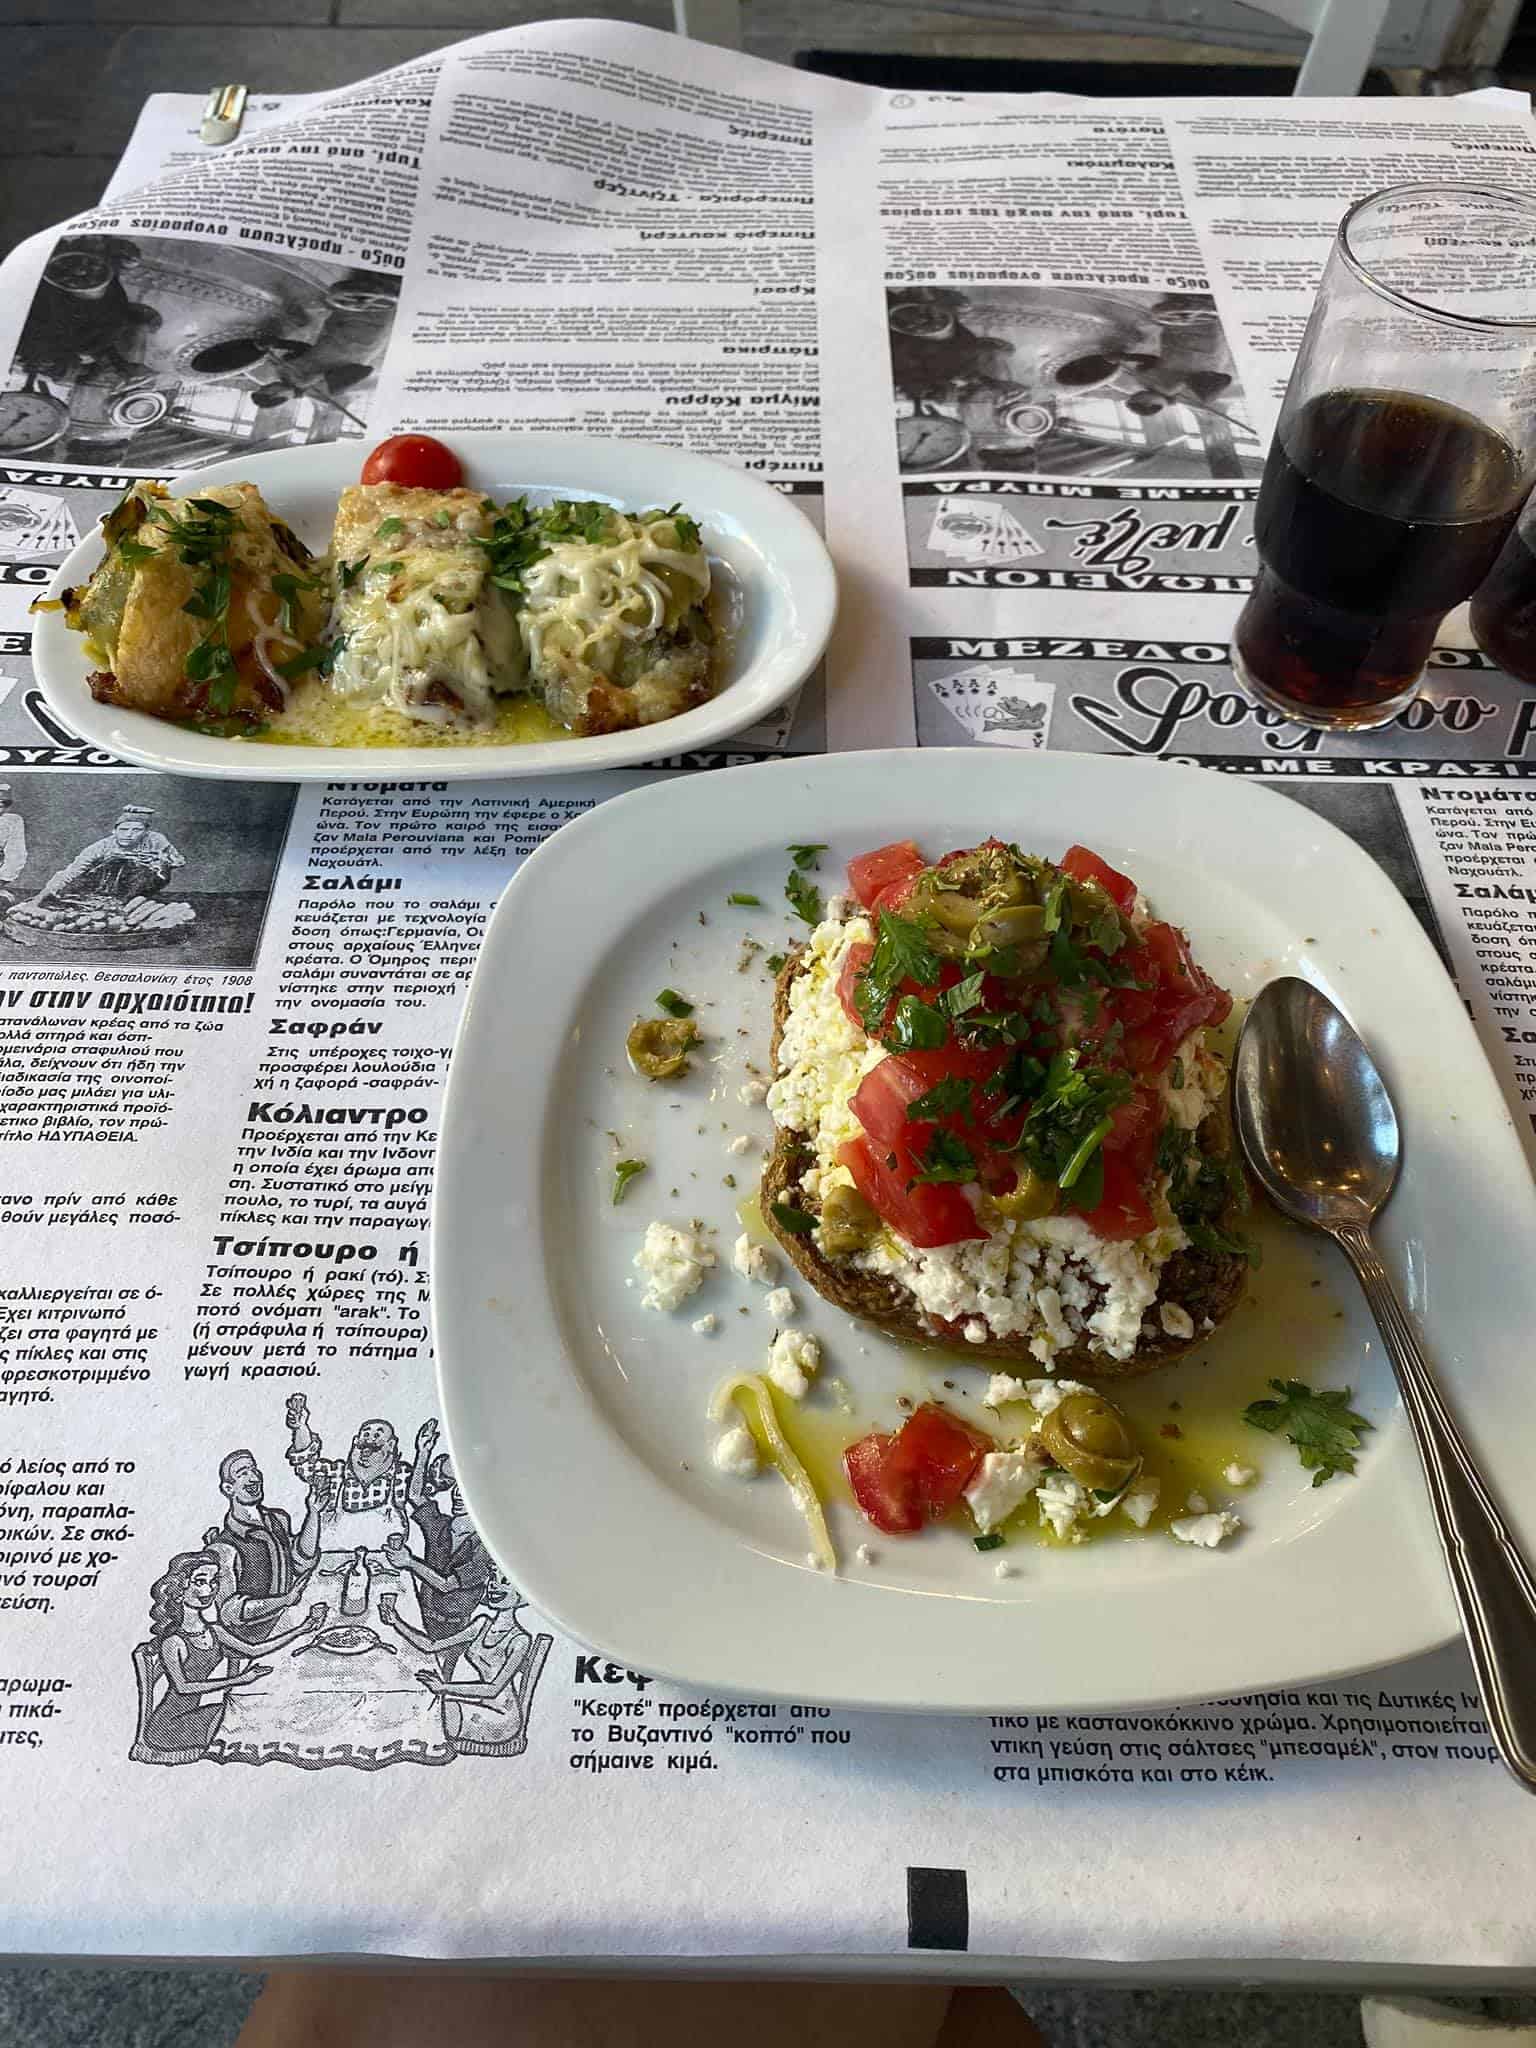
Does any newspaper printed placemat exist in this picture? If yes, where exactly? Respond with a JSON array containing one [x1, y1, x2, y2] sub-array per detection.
[[1, 26, 1536, 1969]]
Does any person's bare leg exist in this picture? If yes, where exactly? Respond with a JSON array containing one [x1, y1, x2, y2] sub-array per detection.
[[236, 1970, 963, 2048]]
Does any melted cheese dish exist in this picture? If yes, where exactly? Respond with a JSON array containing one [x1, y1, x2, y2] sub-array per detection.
[[50, 473, 719, 749]]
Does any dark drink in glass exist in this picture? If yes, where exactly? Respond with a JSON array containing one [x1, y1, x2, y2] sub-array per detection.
[[1231, 184, 1536, 732], [1236, 388, 1526, 727], [1471, 516, 1536, 686]]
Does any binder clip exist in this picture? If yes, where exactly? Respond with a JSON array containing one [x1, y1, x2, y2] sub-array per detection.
[[200, 83, 249, 147]]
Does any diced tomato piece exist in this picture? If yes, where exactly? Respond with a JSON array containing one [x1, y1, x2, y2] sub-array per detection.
[[836, 939, 875, 1027], [844, 1432, 923, 1533], [837, 1136, 986, 1249], [848, 841, 926, 912], [1076, 1149, 1157, 1241], [844, 1404, 993, 1535], [1070, 1084, 1161, 1240], [1060, 844, 1138, 914], [1116, 920, 1231, 1076], [360, 433, 463, 489]]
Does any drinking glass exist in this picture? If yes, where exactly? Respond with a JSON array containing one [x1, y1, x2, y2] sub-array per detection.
[[1232, 183, 1536, 732]]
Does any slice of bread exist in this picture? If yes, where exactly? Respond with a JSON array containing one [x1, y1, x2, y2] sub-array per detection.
[[761, 946, 1247, 1377]]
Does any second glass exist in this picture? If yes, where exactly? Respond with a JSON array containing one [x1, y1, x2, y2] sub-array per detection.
[[1232, 183, 1536, 732]]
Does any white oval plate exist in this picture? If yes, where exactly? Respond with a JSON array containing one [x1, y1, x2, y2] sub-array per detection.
[[433, 749, 1536, 1713], [31, 433, 836, 782]]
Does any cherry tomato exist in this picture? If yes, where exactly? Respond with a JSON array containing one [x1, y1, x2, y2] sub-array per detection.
[[847, 840, 926, 912], [360, 434, 463, 490], [1060, 843, 1138, 914], [844, 1404, 993, 1535]]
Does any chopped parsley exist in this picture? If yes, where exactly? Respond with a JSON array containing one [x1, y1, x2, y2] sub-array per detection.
[[884, 995, 948, 1052], [727, 891, 762, 907], [374, 516, 405, 542], [1243, 1379, 1371, 1485], [611, 1159, 647, 1205], [770, 1200, 818, 1236], [784, 866, 822, 925], [432, 508, 454, 528], [941, 971, 986, 1019], [908, 1128, 977, 1188], [270, 568, 320, 637], [144, 495, 243, 708], [338, 556, 368, 589], [765, 952, 787, 973], [1018, 1050, 1131, 1193], [277, 635, 347, 683], [655, 988, 694, 1018], [476, 497, 549, 602], [786, 843, 826, 870], [906, 1073, 973, 1122], [643, 502, 702, 549], [854, 909, 942, 1035], [543, 498, 614, 545]]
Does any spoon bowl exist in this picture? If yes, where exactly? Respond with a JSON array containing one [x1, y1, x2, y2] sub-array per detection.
[[1234, 976, 1400, 1232]]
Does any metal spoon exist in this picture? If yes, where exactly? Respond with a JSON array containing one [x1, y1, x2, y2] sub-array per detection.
[[1234, 976, 1536, 1794]]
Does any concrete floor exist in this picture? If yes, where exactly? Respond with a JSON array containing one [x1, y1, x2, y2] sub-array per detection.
[[3, 1, 1536, 2041]]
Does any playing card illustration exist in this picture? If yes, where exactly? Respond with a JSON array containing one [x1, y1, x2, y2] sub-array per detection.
[[0, 486, 78, 559], [928, 666, 1054, 749], [927, 497, 1042, 565]]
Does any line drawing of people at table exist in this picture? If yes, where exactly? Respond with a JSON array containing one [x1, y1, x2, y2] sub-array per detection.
[[130, 1407, 551, 1770], [382, 1419, 495, 1675], [203, 1447, 325, 1646], [284, 1392, 414, 1554], [380, 1571, 551, 1760], [130, 1550, 327, 1767]]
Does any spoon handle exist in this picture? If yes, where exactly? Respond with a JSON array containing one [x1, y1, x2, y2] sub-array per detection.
[[1336, 1223, 1536, 1794]]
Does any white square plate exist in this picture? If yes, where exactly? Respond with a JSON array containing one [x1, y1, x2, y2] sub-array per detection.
[[432, 749, 1536, 1711]]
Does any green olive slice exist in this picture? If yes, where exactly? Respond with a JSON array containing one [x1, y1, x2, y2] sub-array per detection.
[[991, 1168, 1057, 1221], [818, 1181, 879, 1256], [626, 1016, 697, 1080], [1037, 1391, 1141, 1493]]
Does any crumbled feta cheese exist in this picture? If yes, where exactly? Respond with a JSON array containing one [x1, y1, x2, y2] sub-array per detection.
[[766, 1327, 821, 1400], [1163, 1036, 1226, 1133], [738, 1078, 769, 1107], [963, 1318, 988, 1345], [1223, 1462, 1257, 1488], [1171, 1510, 1242, 1549], [855, 1543, 877, 1566], [805, 1551, 829, 1572], [763, 1286, 796, 1321], [1035, 1468, 1090, 1541], [985, 1373, 1030, 1409], [726, 1133, 753, 1156], [764, 912, 882, 1204], [691, 1314, 718, 1336], [993, 1560, 1018, 1581], [1025, 1376, 1092, 1416], [711, 1423, 759, 1478], [1119, 1476, 1160, 1529], [634, 1221, 715, 1313], [858, 1210, 1185, 1365], [732, 1233, 777, 1285], [964, 1446, 1045, 1534], [1186, 1492, 1208, 1514], [1159, 1301, 1195, 1341]]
